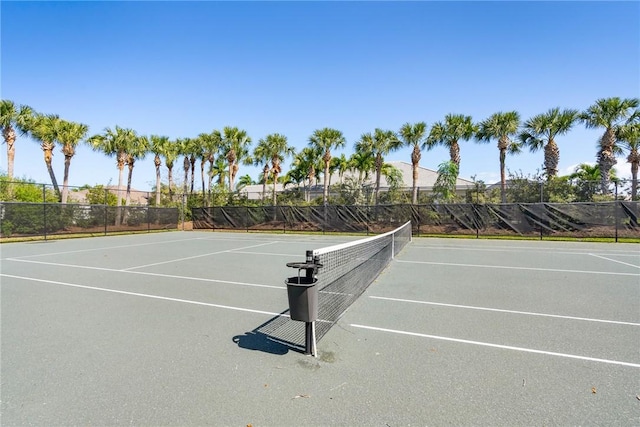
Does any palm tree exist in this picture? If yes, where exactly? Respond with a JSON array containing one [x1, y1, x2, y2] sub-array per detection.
[[124, 134, 149, 207], [398, 121, 430, 204], [476, 111, 522, 203], [200, 130, 222, 196], [348, 150, 375, 184], [163, 139, 181, 200], [57, 119, 89, 203], [580, 97, 639, 193], [210, 156, 228, 187], [222, 126, 252, 192], [254, 133, 295, 205], [427, 114, 477, 181], [28, 113, 63, 200], [176, 138, 192, 195], [308, 127, 346, 205], [616, 117, 640, 200], [332, 153, 349, 185], [0, 100, 34, 182], [88, 126, 137, 225], [149, 135, 170, 205], [291, 146, 321, 202], [519, 108, 579, 180], [355, 128, 400, 204], [253, 138, 272, 203]]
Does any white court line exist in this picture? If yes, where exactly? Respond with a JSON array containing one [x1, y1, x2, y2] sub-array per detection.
[[369, 296, 640, 326], [411, 242, 636, 254], [233, 250, 300, 257], [122, 241, 279, 270], [1, 273, 287, 317], [4, 258, 284, 290], [396, 259, 640, 276], [411, 245, 640, 257], [2, 237, 208, 260], [350, 324, 640, 368], [589, 253, 640, 269]]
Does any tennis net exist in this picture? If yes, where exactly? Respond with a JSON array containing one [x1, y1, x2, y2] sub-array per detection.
[[256, 221, 412, 353], [312, 221, 412, 341]]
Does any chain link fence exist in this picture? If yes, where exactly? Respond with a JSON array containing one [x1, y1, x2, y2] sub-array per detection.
[[0, 181, 177, 239]]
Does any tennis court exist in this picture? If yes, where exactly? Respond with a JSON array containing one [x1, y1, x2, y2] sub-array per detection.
[[1, 229, 638, 426]]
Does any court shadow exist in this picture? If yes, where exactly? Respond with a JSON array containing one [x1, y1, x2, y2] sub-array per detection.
[[232, 331, 289, 355], [233, 309, 307, 355]]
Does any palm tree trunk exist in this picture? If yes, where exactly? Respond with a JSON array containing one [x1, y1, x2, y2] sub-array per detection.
[[262, 165, 269, 203], [4, 126, 16, 181], [62, 154, 72, 204], [124, 161, 134, 225], [272, 171, 279, 206], [167, 166, 174, 199], [323, 162, 330, 205], [544, 139, 560, 180], [498, 137, 508, 203], [374, 154, 383, 205], [116, 159, 125, 226], [154, 154, 162, 206], [630, 151, 639, 201], [449, 141, 460, 167], [598, 128, 617, 194], [183, 157, 189, 195], [190, 156, 196, 194], [411, 145, 421, 204], [42, 142, 61, 200], [200, 159, 206, 199]]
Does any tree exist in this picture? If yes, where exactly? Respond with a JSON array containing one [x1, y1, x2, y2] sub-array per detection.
[[569, 163, 606, 201], [291, 146, 321, 202], [355, 128, 400, 204], [222, 126, 252, 192], [28, 113, 63, 200], [0, 100, 34, 182], [616, 116, 640, 200], [398, 121, 430, 204], [432, 161, 459, 202], [149, 135, 170, 206], [199, 130, 222, 196], [476, 111, 522, 203], [124, 134, 149, 207], [87, 126, 138, 225], [163, 139, 181, 200], [332, 153, 349, 185], [254, 133, 295, 205], [519, 108, 578, 180], [308, 127, 346, 205], [427, 114, 477, 181], [57, 119, 89, 203], [580, 97, 639, 194]]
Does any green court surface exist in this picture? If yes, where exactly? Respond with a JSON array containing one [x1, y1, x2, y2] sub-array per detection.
[[1, 231, 638, 426]]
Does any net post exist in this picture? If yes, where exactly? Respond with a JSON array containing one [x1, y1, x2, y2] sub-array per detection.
[[303, 250, 318, 356]]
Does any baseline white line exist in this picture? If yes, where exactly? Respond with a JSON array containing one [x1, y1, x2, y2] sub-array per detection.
[[350, 324, 640, 368], [589, 253, 640, 269], [369, 296, 640, 326], [1, 274, 287, 318], [4, 258, 284, 290], [396, 259, 639, 276], [122, 241, 279, 270]]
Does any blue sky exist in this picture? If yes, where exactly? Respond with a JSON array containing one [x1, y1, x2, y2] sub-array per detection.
[[2, 1, 639, 191]]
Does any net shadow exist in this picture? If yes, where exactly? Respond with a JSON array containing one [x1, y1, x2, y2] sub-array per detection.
[[234, 309, 307, 355]]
